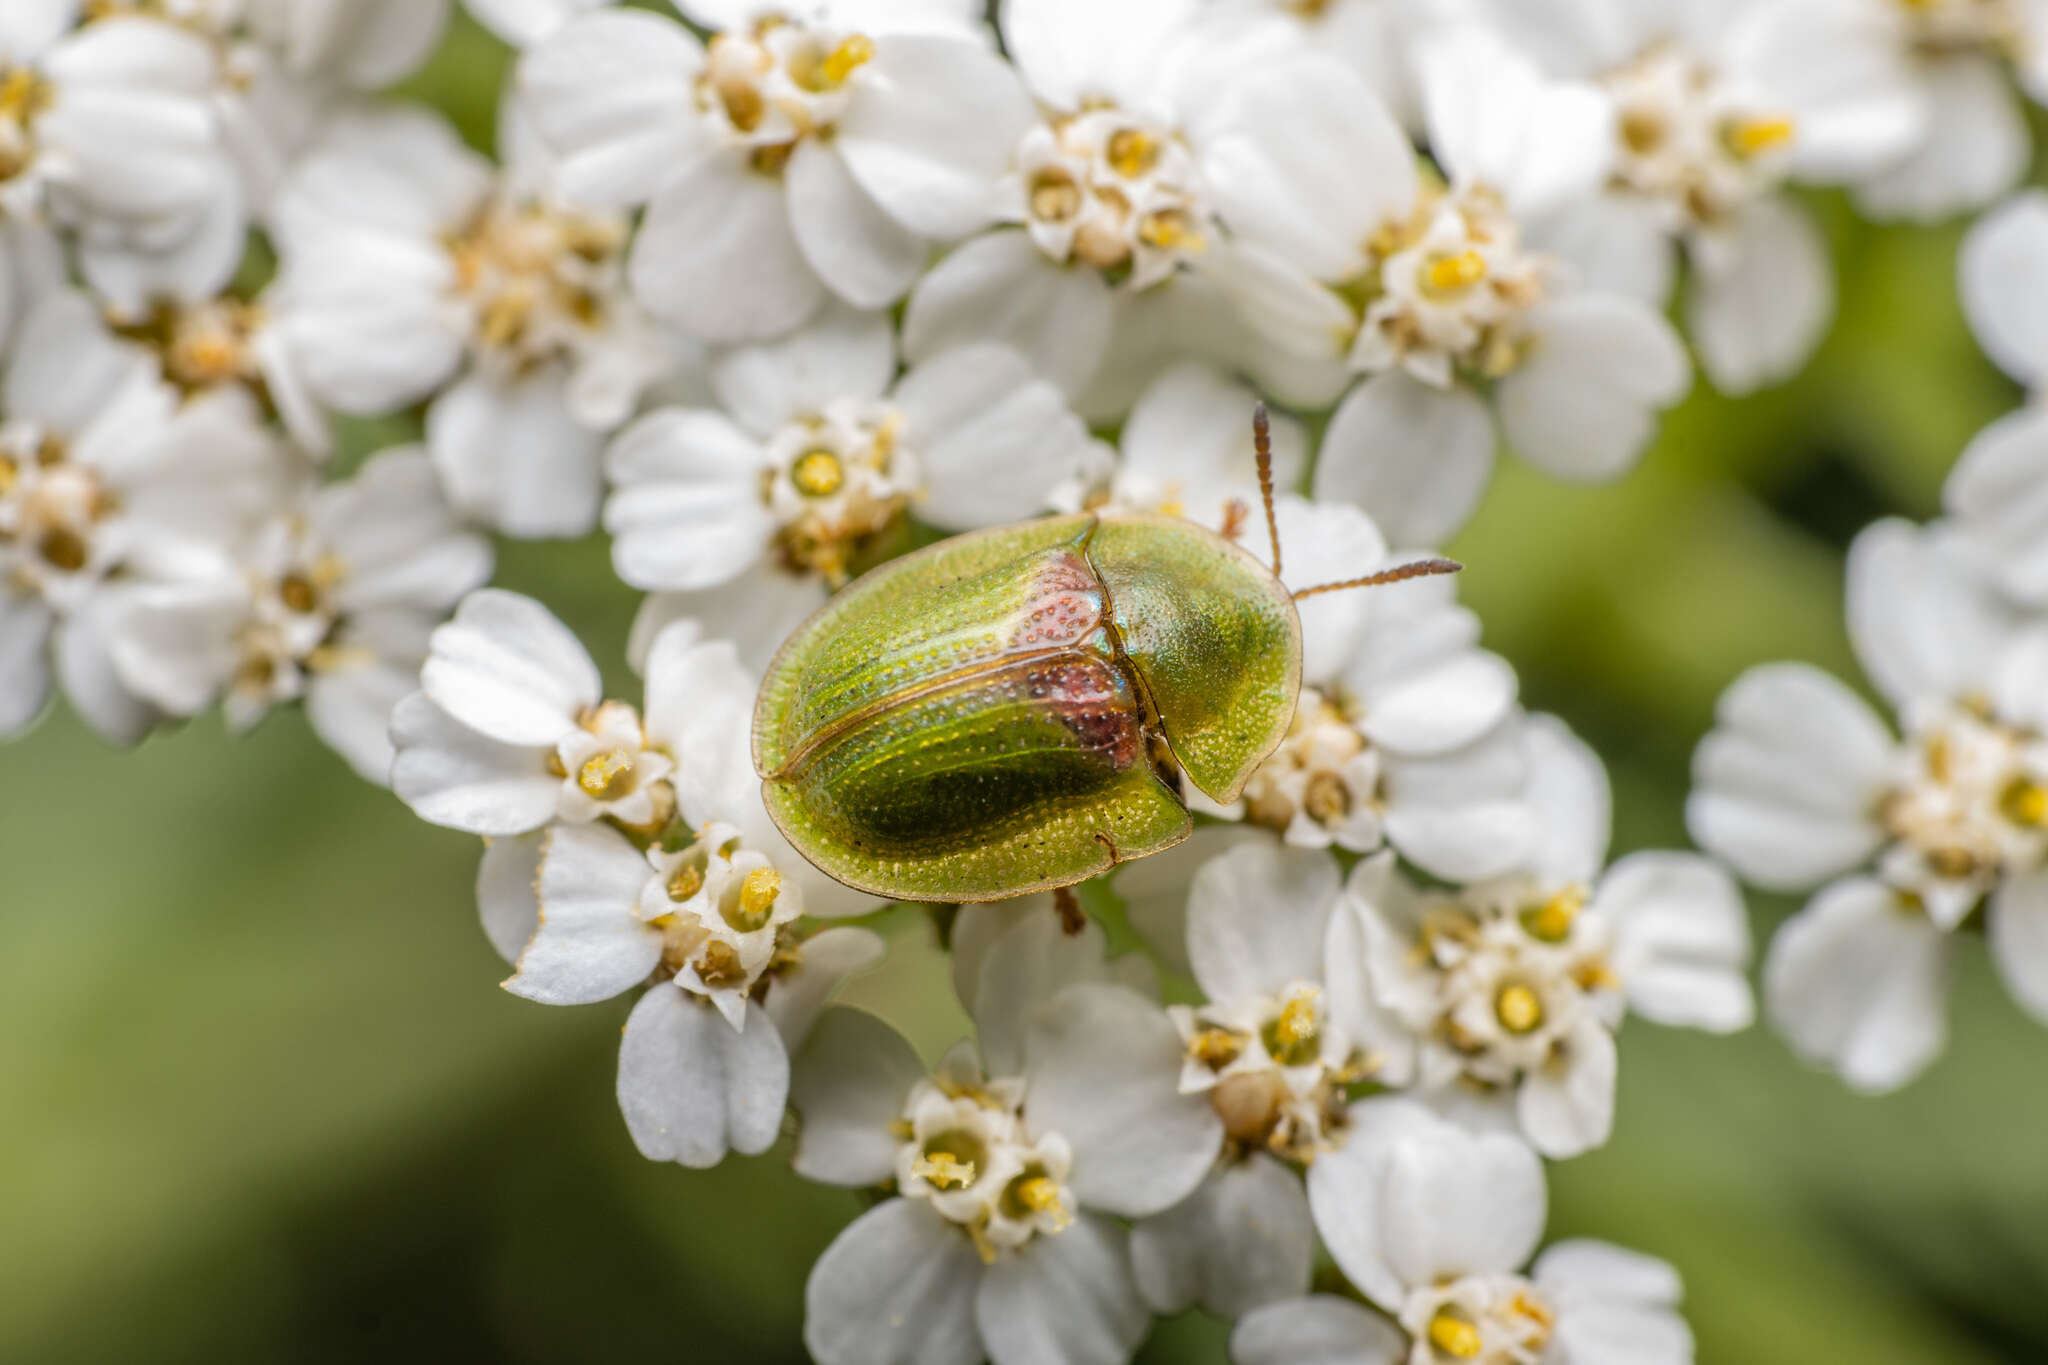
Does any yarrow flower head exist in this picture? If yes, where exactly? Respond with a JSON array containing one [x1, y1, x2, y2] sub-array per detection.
[[606, 305, 1101, 653], [1237, 1099, 1696, 1365], [267, 103, 684, 535], [1204, 27, 1691, 545], [1472, 0, 1925, 393], [792, 906, 1221, 1365], [1691, 516, 2048, 1091], [517, 0, 983, 344]]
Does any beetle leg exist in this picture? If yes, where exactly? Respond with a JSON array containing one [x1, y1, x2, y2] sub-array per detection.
[[1053, 886, 1086, 937]]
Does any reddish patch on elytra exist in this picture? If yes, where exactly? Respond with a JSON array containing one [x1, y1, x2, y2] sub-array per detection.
[[1025, 657, 1141, 770], [1008, 551, 1103, 650]]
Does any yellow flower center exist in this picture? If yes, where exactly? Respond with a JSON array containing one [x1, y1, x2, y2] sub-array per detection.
[[1427, 1310, 1484, 1360], [1424, 250, 1487, 294], [1723, 114, 1795, 159], [2000, 777, 2048, 827], [791, 449, 846, 498], [1188, 1027, 1244, 1070], [1106, 128, 1159, 180], [666, 862, 705, 903], [577, 749, 635, 800], [722, 867, 783, 932], [1519, 887, 1583, 944], [1261, 991, 1322, 1067], [910, 1151, 977, 1189], [1495, 982, 1545, 1035]]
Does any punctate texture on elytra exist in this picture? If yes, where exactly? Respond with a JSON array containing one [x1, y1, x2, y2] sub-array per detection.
[[753, 514, 1301, 902]]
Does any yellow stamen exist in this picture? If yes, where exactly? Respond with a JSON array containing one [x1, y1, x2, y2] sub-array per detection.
[[1427, 1310, 1484, 1360], [1303, 771, 1352, 824], [1425, 250, 1487, 293], [1520, 887, 1583, 944], [666, 863, 705, 903], [1137, 208, 1202, 252], [1189, 1027, 1244, 1070], [1028, 170, 1082, 223], [791, 449, 845, 498], [723, 867, 782, 932], [1263, 991, 1321, 1067], [1725, 115, 1795, 158], [2001, 777, 2048, 828], [577, 749, 634, 800], [1495, 982, 1544, 1034], [820, 34, 875, 86], [1002, 1171, 1072, 1230], [910, 1151, 976, 1189], [1926, 846, 1978, 880], [277, 573, 319, 615], [695, 939, 746, 987], [0, 455, 17, 496], [1105, 128, 1159, 180]]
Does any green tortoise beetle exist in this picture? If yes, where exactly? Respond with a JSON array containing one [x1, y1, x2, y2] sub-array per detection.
[[751, 407, 1461, 903]]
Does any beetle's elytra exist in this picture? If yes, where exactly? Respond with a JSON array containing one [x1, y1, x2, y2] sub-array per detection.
[[752, 408, 1460, 904], [753, 513, 1299, 902]]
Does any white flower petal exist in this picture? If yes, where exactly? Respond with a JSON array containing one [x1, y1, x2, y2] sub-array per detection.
[[55, 608, 158, 743], [1534, 1238, 1682, 1308], [1856, 56, 2025, 223], [1764, 877, 1950, 1094], [509, 822, 661, 1004], [467, 0, 611, 49], [306, 652, 426, 785], [389, 691, 559, 835], [1382, 718, 1539, 883], [898, 344, 1094, 530], [477, 831, 545, 964], [427, 368, 606, 539], [1959, 190, 2048, 387], [618, 989, 789, 1165], [974, 1214, 1148, 1365], [804, 1199, 985, 1365], [903, 229, 1113, 400], [1131, 1153, 1314, 1319], [1263, 496, 1387, 685], [420, 589, 599, 747], [1379, 1112, 1547, 1285], [642, 630, 754, 810], [1203, 54, 1416, 281], [1689, 198, 1832, 396], [1022, 983, 1221, 1218], [1119, 360, 1307, 520], [628, 566, 828, 678], [1944, 408, 2048, 604], [603, 408, 775, 592], [1989, 868, 2048, 1026], [1230, 1295, 1405, 1365], [1534, 1240, 1693, 1365], [0, 592, 53, 736], [1346, 605, 1517, 759], [998, 0, 1198, 111], [1597, 851, 1755, 1033], [1530, 192, 1675, 306], [973, 904, 1121, 1075], [1112, 822, 1264, 976], [517, 10, 707, 208], [1846, 517, 2016, 710], [1417, 27, 1612, 218], [1305, 1096, 1467, 1306], [836, 34, 1036, 240], [1521, 712, 1612, 886], [1516, 1015, 1617, 1158], [1186, 841, 1341, 1003], [710, 303, 896, 433], [1497, 293, 1688, 482], [764, 926, 887, 1051], [787, 139, 929, 311], [1314, 370, 1496, 549], [631, 151, 826, 343], [1686, 663, 1892, 892], [790, 1005, 927, 1187]]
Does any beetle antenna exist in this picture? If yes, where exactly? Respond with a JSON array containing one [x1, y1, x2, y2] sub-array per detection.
[[1253, 403, 1282, 581], [1290, 557, 1463, 600]]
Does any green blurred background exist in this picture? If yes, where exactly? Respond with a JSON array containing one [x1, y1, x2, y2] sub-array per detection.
[[8, 13, 2048, 1363]]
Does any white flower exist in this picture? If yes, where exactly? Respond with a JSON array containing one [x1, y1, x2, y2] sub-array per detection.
[[604, 305, 1100, 608], [1478, 0, 1923, 393], [104, 446, 492, 783], [0, 9, 221, 229], [1050, 361, 1306, 532], [1237, 1099, 1693, 1365], [1212, 0, 1472, 133], [1346, 715, 1753, 1157], [1689, 518, 2048, 1090], [793, 932, 1221, 1365], [1853, 0, 2048, 221], [268, 102, 685, 535], [464, 0, 610, 50], [517, 0, 983, 344], [0, 291, 280, 742], [1210, 29, 1689, 545], [843, 0, 1352, 416], [1194, 497, 1526, 880]]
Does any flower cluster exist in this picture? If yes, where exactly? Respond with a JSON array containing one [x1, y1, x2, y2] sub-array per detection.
[[8, 0, 2048, 1360]]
